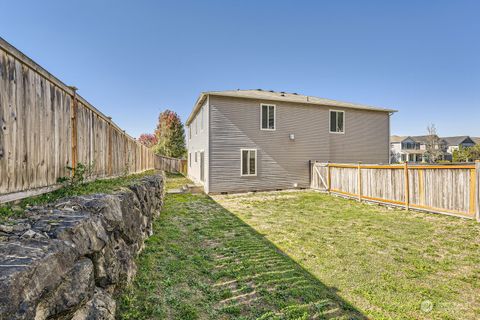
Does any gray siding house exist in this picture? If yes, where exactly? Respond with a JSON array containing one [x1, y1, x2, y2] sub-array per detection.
[[186, 90, 396, 194]]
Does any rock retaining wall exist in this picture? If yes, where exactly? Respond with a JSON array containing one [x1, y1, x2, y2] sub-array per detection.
[[0, 174, 164, 320]]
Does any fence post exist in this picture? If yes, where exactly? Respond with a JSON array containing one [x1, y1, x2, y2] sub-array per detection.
[[357, 162, 362, 202], [107, 123, 112, 176], [70, 87, 78, 175], [404, 162, 410, 210], [475, 160, 480, 222], [327, 162, 331, 193]]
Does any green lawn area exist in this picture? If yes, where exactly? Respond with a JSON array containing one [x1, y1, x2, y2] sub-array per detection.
[[118, 174, 480, 319], [117, 174, 365, 320], [215, 191, 480, 319]]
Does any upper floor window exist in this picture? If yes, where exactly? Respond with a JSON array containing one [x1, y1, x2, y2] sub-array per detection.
[[189, 125, 191, 140], [330, 110, 344, 133], [195, 118, 198, 135], [402, 142, 420, 150], [261, 104, 275, 130], [200, 107, 204, 131]]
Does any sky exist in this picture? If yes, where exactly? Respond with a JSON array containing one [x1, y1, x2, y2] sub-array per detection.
[[1, 0, 479, 138]]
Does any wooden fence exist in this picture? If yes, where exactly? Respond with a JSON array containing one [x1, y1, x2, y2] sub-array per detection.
[[155, 156, 187, 175], [311, 161, 480, 220], [0, 37, 184, 203]]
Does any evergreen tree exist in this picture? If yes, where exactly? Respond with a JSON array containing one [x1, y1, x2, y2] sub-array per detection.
[[154, 110, 186, 158]]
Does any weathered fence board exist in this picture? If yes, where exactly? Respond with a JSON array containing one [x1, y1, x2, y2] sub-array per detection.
[[311, 161, 479, 219], [0, 37, 185, 203]]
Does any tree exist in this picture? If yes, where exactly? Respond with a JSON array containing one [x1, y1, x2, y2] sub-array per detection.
[[138, 133, 158, 148], [154, 110, 187, 158], [453, 145, 480, 162], [424, 124, 444, 163]]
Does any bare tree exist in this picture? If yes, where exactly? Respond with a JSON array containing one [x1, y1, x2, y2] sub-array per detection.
[[425, 124, 444, 163]]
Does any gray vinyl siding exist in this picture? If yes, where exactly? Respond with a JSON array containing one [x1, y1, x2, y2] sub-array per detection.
[[187, 99, 209, 192], [208, 95, 390, 193]]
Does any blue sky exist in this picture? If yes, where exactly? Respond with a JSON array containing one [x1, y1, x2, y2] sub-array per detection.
[[1, 1, 478, 138]]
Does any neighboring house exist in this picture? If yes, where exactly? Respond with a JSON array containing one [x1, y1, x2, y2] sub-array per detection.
[[391, 135, 424, 163], [186, 89, 396, 193], [390, 135, 476, 163], [443, 136, 476, 156]]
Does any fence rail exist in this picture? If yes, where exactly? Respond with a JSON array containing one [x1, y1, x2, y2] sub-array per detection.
[[311, 161, 480, 220], [0, 37, 184, 203]]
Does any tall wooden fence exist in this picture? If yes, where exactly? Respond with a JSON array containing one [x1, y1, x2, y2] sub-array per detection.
[[311, 161, 480, 220], [155, 156, 187, 175], [0, 37, 183, 203]]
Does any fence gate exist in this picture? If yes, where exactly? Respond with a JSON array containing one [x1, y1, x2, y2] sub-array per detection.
[[311, 162, 329, 191]]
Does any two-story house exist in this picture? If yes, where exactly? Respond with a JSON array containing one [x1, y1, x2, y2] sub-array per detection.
[[186, 89, 396, 194], [390, 135, 476, 163]]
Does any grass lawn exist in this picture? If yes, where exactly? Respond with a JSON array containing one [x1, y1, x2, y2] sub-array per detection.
[[117, 174, 365, 320], [0, 170, 157, 221], [215, 191, 480, 319], [118, 174, 480, 319]]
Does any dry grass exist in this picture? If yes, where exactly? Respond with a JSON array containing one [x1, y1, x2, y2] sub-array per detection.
[[117, 175, 366, 319], [214, 190, 480, 319]]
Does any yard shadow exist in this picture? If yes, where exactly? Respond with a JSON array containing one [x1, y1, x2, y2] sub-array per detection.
[[187, 193, 367, 319]]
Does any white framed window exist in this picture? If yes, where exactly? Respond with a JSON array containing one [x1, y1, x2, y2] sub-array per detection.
[[195, 151, 197, 162], [260, 104, 275, 130], [240, 149, 257, 176], [329, 110, 345, 134], [195, 118, 198, 135], [189, 153, 192, 167], [200, 107, 204, 131], [189, 125, 191, 140]]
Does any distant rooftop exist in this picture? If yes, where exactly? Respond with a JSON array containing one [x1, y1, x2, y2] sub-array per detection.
[[187, 89, 397, 125], [391, 135, 477, 146]]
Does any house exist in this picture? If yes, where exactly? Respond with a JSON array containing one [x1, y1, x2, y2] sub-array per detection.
[[390, 135, 476, 163], [443, 136, 476, 157], [390, 135, 446, 163], [185, 89, 396, 194], [391, 136, 422, 163]]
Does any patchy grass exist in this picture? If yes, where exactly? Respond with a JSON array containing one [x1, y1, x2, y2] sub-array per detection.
[[165, 172, 189, 190], [214, 191, 480, 319], [117, 184, 364, 319], [0, 170, 157, 221]]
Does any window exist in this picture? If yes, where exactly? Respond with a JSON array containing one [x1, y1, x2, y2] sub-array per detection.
[[195, 118, 198, 135], [195, 151, 197, 162], [260, 104, 275, 130], [189, 125, 191, 140], [200, 107, 204, 131], [241, 149, 257, 176], [329, 110, 344, 133], [402, 141, 420, 150]]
